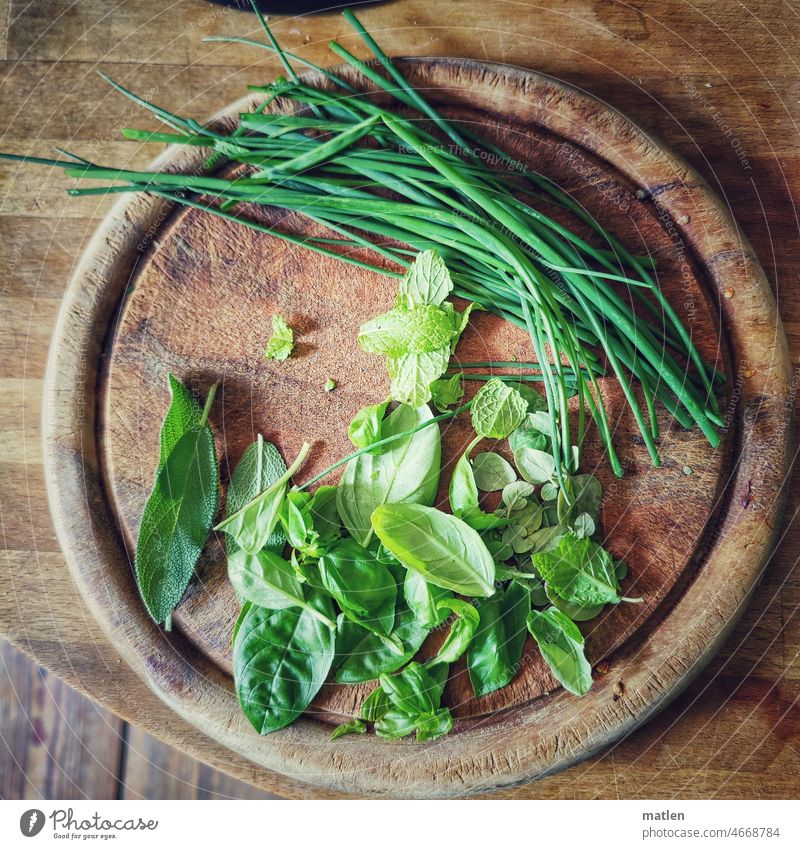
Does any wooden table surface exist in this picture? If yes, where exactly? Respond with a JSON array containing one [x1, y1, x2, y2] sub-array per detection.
[[1, 0, 798, 799]]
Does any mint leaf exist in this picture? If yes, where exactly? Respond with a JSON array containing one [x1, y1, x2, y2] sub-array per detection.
[[532, 531, 620, 607], [398, 249, 453, 307], [470, 378, 528, 438], [265, 314, 294, 361], [527, 606, 593, 696]]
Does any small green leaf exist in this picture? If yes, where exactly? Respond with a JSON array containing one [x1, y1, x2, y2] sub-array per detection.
[[398, 249, 453, 307], [215, 443, 310, 553], [515, 447, 557, 484], [429, 372, 465, 412], [500, 480, 535, 515], [324, 378, 336, 392], [371, 502, 496, 597], [434, 598, 479, 664], [470, 378, 528, 439], [532, 532, 620, 607], [264, 314, 294, 361], [526, 606, 593, 696], [330, 718, 366, 740], [472, 452, 516, 492], [403, 570, 453, 629]]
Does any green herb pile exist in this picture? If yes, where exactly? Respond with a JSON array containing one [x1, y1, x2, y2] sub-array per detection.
[[135, 252, 639, 741], [1, 2, 723, 487]]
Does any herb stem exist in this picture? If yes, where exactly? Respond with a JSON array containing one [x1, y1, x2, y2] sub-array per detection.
[[199, 381, 220, 427]]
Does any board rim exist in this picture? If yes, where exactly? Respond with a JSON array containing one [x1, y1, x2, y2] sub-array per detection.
[[43, 57, 792, 798]]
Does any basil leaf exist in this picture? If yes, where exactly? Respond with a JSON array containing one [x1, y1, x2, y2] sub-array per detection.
[[135, 424, 218, 625], [403, 570, 453, 629], [227, 549, 336, 629], [532, 532, 621, 607], [348, 399, 390, 450], [337, 404, 440, 547], [526, 607, 593, 696], [308, 485, 342, 544], [434, 598, 479, 664], [318, 538, 397, 636], [330, 719, 366, 740], [509, 426, 548, 455], [379, 661, 439, 715], [414, 708, 453, 742], [334, 600, 428, 683], [359, 304, 457, 356], [215, 443, 310, 553], [429, 372, 464, 412], [226, 435, 287, 556], [233, 592, 336, 734], [472, 451, 516, 492], [470, 378, 528, 439], [386, 347, 450, 407], [264, 314, 294, 361], [449, 444, 480, 516], [158, 374, 201, 470], [398, 249, 453, 307], [515, 447, 557, 484], [371, 502, 496, 597], [468, 582, 531, 697]]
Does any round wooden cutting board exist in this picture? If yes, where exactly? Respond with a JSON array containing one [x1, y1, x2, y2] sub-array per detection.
[[43, 59, 791, 798]]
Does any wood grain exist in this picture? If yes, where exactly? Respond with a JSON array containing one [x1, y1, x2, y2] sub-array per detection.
[[2, 0, 799, 800]]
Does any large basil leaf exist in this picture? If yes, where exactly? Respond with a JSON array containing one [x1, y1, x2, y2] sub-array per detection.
[[225, 435, 287, 555], [371, 503, 496, 597], [334, 599, 428, 683], [233, 592, 336, 734], [336, 404, 440, 547], [318, 538, 397, 636], [227, 549, 336, 629], [135, 424, 218, 625], [403, 570, 453, 629], [468, 582, 531, 697], [532, 532, 620, 607], [526, 606, 592, 696]]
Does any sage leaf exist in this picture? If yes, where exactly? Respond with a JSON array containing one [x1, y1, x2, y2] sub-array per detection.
[[472, 451, 516, 492], [526, 607, 592, 696], [371, 502, 496, 597], [318, 538, 397, 636], [468, 582, 531, 697], [227, 549, 336, 629], [215, 442, 310, 553], [470, 378, 528, 439], [234, 592, 336, 734], [337, 404, 440, 547], [225, 434, 287, 555], [429, 372, 464, 412], [135, 382, 219, 626]]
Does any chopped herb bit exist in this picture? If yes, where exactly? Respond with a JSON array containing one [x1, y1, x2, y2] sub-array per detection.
[[325, 378, 337, 392], [264, 314, 294, 361]]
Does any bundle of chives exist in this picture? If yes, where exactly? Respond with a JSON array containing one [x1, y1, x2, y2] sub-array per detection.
[[1, 3, 722, 481]]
